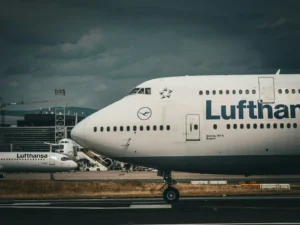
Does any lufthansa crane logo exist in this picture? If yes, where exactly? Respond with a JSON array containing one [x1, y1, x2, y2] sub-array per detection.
[[137, 107, 152, 120]]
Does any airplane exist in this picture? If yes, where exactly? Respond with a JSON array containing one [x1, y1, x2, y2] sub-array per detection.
[[0, 152, 78, 180], [71, 70, 300, 202], [44, 138, 114, 168]]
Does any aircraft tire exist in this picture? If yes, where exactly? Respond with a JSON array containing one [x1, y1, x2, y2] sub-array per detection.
[[163, 187, 179, 203]]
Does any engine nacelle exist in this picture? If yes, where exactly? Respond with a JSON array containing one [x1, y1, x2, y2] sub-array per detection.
[[104, 158, 113, 168]]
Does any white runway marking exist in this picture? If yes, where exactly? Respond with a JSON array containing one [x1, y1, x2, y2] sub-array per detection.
[[11, 203, 50, 206], [0, 204, 172, 210], [140, 223, 300, 225], [129, 204, 171, 209]]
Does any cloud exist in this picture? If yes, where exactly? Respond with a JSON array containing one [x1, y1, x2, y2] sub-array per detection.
[[257, 18, 289, 29], [94, 83, 107, 92], [0, 0, 300, 111], [8, 81, 19, 87], [38, 28, 104, 58]]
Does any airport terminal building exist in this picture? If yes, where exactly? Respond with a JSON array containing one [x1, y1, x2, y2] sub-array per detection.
[[0, 113, 86, 152]]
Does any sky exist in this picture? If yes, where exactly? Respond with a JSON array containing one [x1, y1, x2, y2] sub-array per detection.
[[0, 0, 300, 110]]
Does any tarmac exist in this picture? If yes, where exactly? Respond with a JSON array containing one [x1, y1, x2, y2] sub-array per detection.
[[1, 196, 300, 225], [3, 171, 300, 183]]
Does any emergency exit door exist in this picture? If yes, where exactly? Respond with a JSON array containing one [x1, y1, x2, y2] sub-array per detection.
[[258, 77, 275, 103], [186, 114, 200, 141]]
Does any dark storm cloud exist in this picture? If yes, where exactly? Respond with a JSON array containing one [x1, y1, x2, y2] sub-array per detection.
[[0, 0, 300, 110]]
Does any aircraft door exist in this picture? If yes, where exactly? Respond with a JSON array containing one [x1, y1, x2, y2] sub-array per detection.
[[258, 77, 275, 103], [186, 114, 200, 141], [49, 154, 55, 165]]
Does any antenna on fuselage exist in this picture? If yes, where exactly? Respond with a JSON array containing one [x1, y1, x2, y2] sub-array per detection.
[[276, 69, 281, 75]]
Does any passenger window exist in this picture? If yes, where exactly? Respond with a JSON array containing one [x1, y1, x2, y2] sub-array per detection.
[[113, 126, 117, 132], [219, 90, 223, 95], [252, 90, 256, 94], [127, 126, 130, 131], [206, 90, 209, 95], [280, 123, 284, 129], [166, 125, 170, 130], [212, 90, 216, 95], [145, 88, 151, 95], [226, 124, 230, 129], [213, 124, 217, 129], [292, 89, 296, 94], [100, 127, 104, 132], [232, 90, 236, 94], [226, 90, 229, 94], [260, 123, 264, 129], [293, 123, 297, 128], [273, 123, 277, 129], [199, 91, 203, 95], [146, 125, 150, 131], [246, 124, 250, 129], [120, 126, 123, 131], [107, 126, 110, 132], [278, 89, 282, 94], [253, 124, 257, 129], [245, 90, 249, 94], [285, 89, 289, 94], [240, 124, 244, 129], [133, 126, 137, 131], [287, 123, 291, 129], [298, 89, 300, 94], [266, 123, 271, 129], [153, 125, 157, 131], [140, 126, 143, 131], [160, 125, 164, 131], [239, 90, 242, 94], [94, 127, 97, 132], [233, 124, 237, 129]]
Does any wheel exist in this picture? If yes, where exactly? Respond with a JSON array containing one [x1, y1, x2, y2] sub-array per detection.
[[163, 187, 179, 203], [97, 168, 100, 171]]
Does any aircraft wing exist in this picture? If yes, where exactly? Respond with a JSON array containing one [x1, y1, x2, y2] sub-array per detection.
[[44, 142, 60, 146]]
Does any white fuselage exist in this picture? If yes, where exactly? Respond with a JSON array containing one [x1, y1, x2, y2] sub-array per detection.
[[0, 152, 78, 173], [71, 74, 300, 175]]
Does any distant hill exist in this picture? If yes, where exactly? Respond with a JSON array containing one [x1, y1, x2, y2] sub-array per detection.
[[2, 107, 98, 117]]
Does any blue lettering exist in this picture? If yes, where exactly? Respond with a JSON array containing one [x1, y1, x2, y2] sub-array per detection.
[[206, 100, 220, 120], [221, 105, 236, 120], [274, 104, 289, 119], [247, 101, 257, 119], [258, 103, 273, 119], [206, 100, 298, 120], [290, 104, 300, 118]]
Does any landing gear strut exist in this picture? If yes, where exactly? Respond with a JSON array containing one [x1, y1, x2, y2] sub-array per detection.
[[0, 173, 4, 178], [158, 170, 179, 203], [50, 173, 55, 180]]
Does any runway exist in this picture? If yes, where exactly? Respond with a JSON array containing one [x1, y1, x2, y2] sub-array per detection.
[[3, 171, 300, 183], [1, 196, 300, 225]]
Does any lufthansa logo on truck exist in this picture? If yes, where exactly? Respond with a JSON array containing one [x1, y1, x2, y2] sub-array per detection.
[[137, 107, 152, 120]]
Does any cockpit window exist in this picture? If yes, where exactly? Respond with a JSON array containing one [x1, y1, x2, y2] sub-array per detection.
[[128, 87, 151, 95], [61, 157, 69, 161], [129, 88, 139, 94]]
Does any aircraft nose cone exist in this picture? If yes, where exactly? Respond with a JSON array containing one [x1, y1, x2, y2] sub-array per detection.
[[71, 121, 85, 146]]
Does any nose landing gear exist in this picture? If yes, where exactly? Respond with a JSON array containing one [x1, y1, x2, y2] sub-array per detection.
[[158, 170, 179, 203]]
